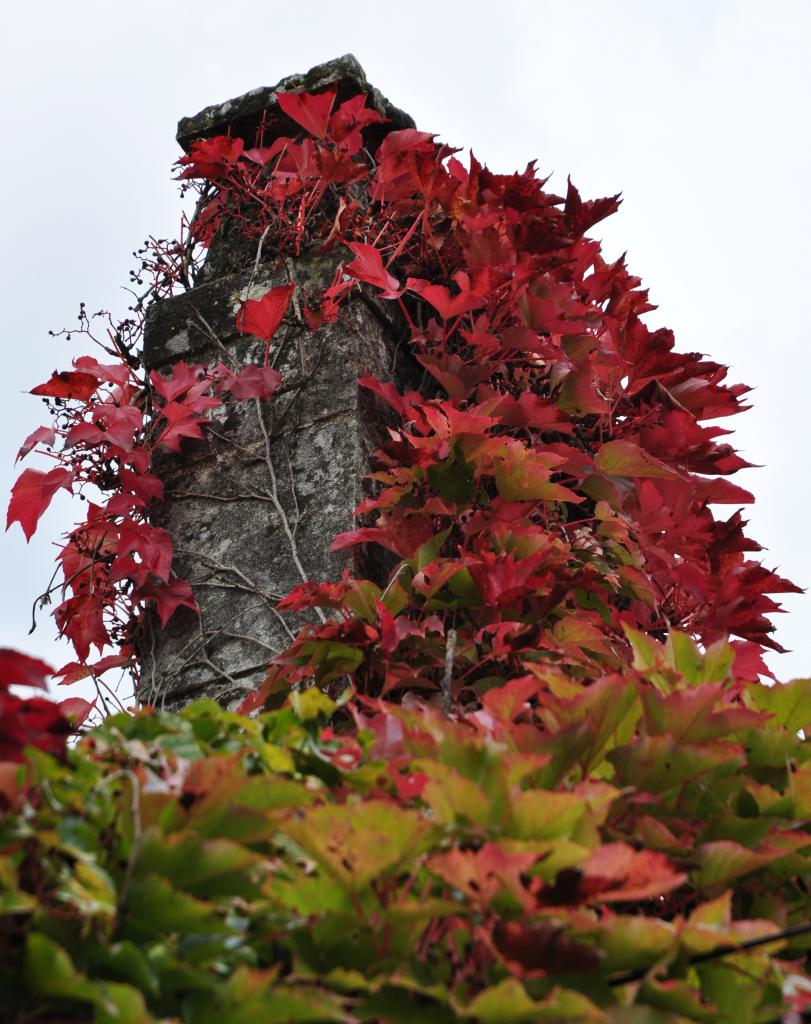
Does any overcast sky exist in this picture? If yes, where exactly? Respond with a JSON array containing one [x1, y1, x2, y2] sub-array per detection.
[[2, 0, 809, 696]]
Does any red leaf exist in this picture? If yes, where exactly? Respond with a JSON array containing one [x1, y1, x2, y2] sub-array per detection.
[[278, 578, 353, 611], [327, 93, 387, 153], [7, 467, 74, 541], [581, 843, 688, 903], [155, 402, 207, 452], [16, 426, 56, 463], [119, 469, 164, 505], [57, 697, 94, 725], [277, 88, 336, 139], [0, 693, 69, 762], [481, 674, 544, 723], [492, 920, 600, 976], [54, 653, 130, 685], [178, 135, 244, 179], [0, 649, 53, 689], [236, 283, 295, 341], [64, 422, 105, 449], [92, 405, 143, 453], [117, 521, 174, 582], [135, 577, 198, 627], [31, 370, 100, 401], [407, 275, 482, 320], [73, 355, 131, 388], [344, 243, 401, 299], [54, 594, 110, 661], [376, 128, 436, 159], [224, 365, 282, 401], [150, 361, 206, 402]]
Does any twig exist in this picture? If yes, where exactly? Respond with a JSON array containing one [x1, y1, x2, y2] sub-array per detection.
[[609, 919, 811, 987], [440, 628, 457, 716], [253, 398, 326, 623]]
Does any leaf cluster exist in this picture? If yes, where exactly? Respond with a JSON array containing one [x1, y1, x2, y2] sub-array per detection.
[[3, 644, 811, 1023], [5, 84, 811, 1022]]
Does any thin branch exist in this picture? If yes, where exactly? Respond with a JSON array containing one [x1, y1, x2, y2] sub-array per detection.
[[609, 919, 811, 987], [253, 398, 326, 624], [440, 628, 457, 717]]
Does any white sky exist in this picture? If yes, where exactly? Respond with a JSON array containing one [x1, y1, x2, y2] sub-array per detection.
[[1, 0, 809, 697]]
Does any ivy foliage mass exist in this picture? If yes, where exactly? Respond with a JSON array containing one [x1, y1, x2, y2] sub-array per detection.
[[4, 84, 811, 1021]]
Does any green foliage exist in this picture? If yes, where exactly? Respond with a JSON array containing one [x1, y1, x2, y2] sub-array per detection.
[[2, 633, 810, 1022]]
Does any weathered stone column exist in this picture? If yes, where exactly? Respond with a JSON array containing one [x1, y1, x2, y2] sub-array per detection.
[[138, 57, 414, 711]]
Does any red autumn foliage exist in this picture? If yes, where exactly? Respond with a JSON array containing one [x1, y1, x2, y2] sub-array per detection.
[[0, 649, 90, 764]]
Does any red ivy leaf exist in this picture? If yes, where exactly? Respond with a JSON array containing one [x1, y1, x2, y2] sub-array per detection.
[[16, 426, 56, 463], [7, 467, 74, 541], [57, 697, 94, 725], [224, 365, 282, 401], [155, 402, 207, 452], [492, 920, 600, 976], [277, 88, 336, 139], [407, 275, 482, 321], [237, 283, 295, 341], [344, 243, 401, 299], [0, 649, 53, 689], [54, 594, 110, 662], [31, 371, 100, 401], [327, 93, 387, 153], [135, 577, 198, 627], [73, 355, 131, 388], [119, 468, 164, 505], [54, 653, 130, 686], [150, 361, 206, 403], [117, 522, 174, 583], [178, 135, 244, 179]]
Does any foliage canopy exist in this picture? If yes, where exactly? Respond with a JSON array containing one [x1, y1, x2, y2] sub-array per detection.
[[4, 85, 811, 1022]]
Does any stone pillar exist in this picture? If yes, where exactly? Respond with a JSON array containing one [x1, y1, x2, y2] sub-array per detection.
[[138, 57, 414, 711]]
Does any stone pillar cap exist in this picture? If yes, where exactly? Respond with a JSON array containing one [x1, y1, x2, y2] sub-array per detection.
[[176, 54, 415, 151]]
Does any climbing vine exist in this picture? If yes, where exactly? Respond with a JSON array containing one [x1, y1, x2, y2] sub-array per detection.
[[4, 83, 811, 1021]]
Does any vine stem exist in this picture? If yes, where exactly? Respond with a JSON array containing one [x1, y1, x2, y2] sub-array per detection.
[[253, 398, 326, 624], [440, 627, 457, 716], [609, 919, 811, 987]]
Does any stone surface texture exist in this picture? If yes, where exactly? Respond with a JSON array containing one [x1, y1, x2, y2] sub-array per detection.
[[138, 58, 411, 711]]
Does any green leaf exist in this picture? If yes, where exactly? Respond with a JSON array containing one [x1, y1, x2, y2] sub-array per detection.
[[283, 800, 432, 890], [58, 859, 117, 921], [56, 814, 101, 855], [125, 874, 233, 936], [299, 639, 365, 684], [413, 527, 452, 571], [189, 966, 346, 1023], [638, 976, 718, 1023], [750, 678, 811, 732], [493, 445, 581, 503], [135, 832, 265, 897], [427, 445, 477, 505], [509, 790, 586, 839], [95, 982, 153, 1024], [463, 979, 606, 1022], [24, 933, 102, 1007], [695, 957, 775, 1024], [586, 914, 675, 972], [596, 439, 677, 479], [89, 941, 159, 998], [416, 760, 492, 826], [692, 841, 768, 888], [608, 736, 742, 794], [289, 686, 336, 721], [358, 987, 455, 1024]]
